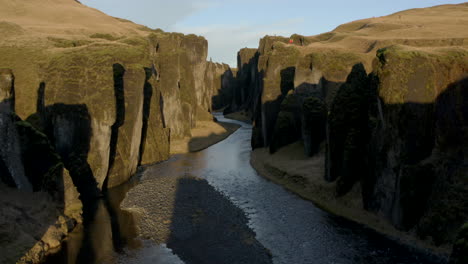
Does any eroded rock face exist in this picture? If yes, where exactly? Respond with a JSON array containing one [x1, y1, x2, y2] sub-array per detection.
[[366, 47, 468, 243], [327, 63, 370, 195], [0, 1, 238, 262], [1, 30, 226, 192], [269, 92, 302, 153], [149, 33, 209, 139], [238, 4, 468, 247], [233, 48, 258, 114], [245, 37, 367, 150], [139, 66, 170, 165], [0, 69, 82, 264], [301, 96, 326, 156], [0, 69, 31, 191], [106, 65, 145, 188]]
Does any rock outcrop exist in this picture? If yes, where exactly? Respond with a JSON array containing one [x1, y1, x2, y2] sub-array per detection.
[[0, 69, 82, 264], [0, 0, 237, 192], [0, 0, 238, 262], [0, 69, 31, 191], [236, 2, 468, 253], [204, 61, 230, 112], [367, 47, 468, 244]]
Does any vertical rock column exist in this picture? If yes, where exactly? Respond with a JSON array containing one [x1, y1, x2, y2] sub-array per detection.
[[0, 69, 32, 191], [106, 65, 146, 188]]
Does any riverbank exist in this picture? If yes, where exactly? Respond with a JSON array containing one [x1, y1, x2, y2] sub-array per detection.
[[170, 120, 241, 154], [250, 141, 451, 260], [224, 110, 252, 124]]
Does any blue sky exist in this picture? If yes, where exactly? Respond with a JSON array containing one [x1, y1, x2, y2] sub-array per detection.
[[80, 0, 466, 67]]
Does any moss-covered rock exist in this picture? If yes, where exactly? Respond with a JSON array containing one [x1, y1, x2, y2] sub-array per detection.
[[15, 119, 62, 192], [269, 93, 302, 153], [235, 48, 258, 115], [368, 47, 468, 241], [139, 67, 170, 165], [148, 32, 209, 139], [106, 65, 146, 188], [0, 70, 31, 191], [269, 111, 298, 153], [257, 40, 301, 146], [302, 96, 326, 156], [327, 63, 370, 196]]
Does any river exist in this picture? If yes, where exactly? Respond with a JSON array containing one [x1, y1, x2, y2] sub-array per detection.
[[45, 113, 445, 264]]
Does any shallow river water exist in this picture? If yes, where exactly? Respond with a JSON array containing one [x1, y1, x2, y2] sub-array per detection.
[[45, 114, 445, 264]]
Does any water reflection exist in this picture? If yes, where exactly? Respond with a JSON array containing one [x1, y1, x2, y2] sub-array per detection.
[[44, 176, 141, 264]]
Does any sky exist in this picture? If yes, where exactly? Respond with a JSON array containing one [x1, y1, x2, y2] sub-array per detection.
[[80, 0, 466, 67]]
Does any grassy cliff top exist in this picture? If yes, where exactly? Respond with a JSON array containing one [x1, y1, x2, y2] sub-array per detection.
[[260, 3, 468, 73], [0, 0, 207, 50], [0, 0, 210, 119], [0, 0, 146, 46]]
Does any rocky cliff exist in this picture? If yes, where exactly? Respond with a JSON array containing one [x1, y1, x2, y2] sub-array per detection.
[[0, 0, 237, 190], [237, 2, 468, 252], [0, 70, 82, 264], [0, 0, 235, 262]]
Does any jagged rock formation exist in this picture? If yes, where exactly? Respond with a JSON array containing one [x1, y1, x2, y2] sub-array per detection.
[[0, 0, 237, 192], [0, 69, 82, 264], [204, 61, 230, 112], [234, 2, 468, 251], [235, 48, 258, 111], [0, 0, 237, 262], [368, 47, 468, 244], [0, 69, 31, 191]]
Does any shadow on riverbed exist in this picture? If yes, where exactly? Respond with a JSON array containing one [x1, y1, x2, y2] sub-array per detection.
[[44, 176, 141, 264], [166, 177, 272, 264]]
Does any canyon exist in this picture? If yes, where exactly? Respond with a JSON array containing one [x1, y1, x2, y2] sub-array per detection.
[[0, 0, 467, 263], [230, 3, 468, 256]]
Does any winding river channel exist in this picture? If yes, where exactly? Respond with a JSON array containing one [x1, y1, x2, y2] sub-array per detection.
[[45, 114, 445, 264]]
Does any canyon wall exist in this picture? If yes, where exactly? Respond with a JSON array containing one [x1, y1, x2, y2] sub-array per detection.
[[0, 28, 234, 194], [233, 3, 468, 248], [0, 1, 236, 262]]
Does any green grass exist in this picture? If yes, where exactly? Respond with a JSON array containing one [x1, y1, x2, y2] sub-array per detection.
[[89, 33, 121, 41], [48, 37, 92, 48]]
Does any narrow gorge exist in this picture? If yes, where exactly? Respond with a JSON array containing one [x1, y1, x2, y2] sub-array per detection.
[[0, 1, 467, 264]]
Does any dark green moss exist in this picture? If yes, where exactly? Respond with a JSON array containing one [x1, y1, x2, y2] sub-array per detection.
[[89, 33, 121, 41], [48, 37, 92, 48], [302, 96, 326, 156], [327, 63, 370, 193], [270, 93, 302, 153]]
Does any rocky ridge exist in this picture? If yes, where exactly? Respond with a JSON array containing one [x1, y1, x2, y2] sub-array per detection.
[[228, 3, 468, 258], [0, 0, 237, 262]]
